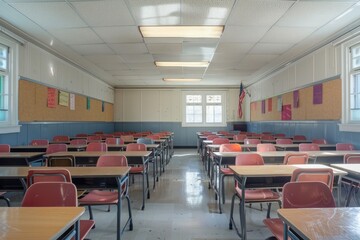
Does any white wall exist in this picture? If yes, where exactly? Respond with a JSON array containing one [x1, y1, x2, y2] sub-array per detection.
[[19, 42, 114, 103], [114, 88, 243, 122]]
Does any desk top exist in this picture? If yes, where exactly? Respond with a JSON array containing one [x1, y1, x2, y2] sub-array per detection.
[[11, 145, 87, 149], [0, 207, 84, 240], [0, 166, 131, 178], [0, 152, 45, 158], [277, 207, 360, 240], [229, 164, 346, 177], [214, 150, 360, 158], [45, 151, 152, 158], [331, 164, 360, 175]]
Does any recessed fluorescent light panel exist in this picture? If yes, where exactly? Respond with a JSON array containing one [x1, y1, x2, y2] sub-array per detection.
[[139, 26, 224, 38], [155, 61, 209, 67], [163, 78, 202, 82]]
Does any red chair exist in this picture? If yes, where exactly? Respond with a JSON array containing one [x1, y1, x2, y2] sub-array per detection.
[[275, 138, 293, 144], [293, 135, 306, 140], [344, 153, 360, 163], [52, 135, 70, 142], [283, 153, 309, 165], [261, 135, 275, 141], [312, 138, 327, 144], [206, 135, 218, 140], [263, 181, 335, 240], [86, 142, 107, 151], [121, 135, 134, 142], [298, 143, 320, 151], [229, 153, 281, 237], [336, 143, 355, 151], [87, 135, 102, 141], [147, 135, 160, 140], [46, 144, 67, 154], [244, 138, 261, 145], [233, 134, 247, 141], [343, 154, 360, 206], [212, 138, 230, 144], [0, 144, 10, 152], [105, 138, 123, 144], [274, 133, 286, 138], [22, 182, 95, 240], [256, 143, 276, 152], [75, 133, 88, 138], [30, 139, 49, 146], [291, 168, 334, 192], [94, 131, 103, 135], [79, 154, 133, 231], [70, 139, 87, 145]]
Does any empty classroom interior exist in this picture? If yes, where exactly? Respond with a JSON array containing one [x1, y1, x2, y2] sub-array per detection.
[[1, 0, 360, 240]]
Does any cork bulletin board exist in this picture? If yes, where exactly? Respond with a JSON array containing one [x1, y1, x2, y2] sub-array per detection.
[[18, 80, 113, 122], [250, 78, 341, 121]]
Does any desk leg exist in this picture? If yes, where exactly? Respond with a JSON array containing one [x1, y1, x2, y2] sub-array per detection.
[[240, 178, 247, 240], [74, 220, 80, 240], [283, 223, 288, 240]]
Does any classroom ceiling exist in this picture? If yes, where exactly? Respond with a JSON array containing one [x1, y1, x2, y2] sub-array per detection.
[[1, 0, 360, 88]]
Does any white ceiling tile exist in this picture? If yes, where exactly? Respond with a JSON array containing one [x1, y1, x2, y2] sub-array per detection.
[[50, 28, 103, 45], [211, 52, 245, 63], [215, 43, 253, 54], [85, 54, 125, 64], [182, 42, 218, 55], [260, 26, 316, 44], [249, 43, 294, 55], [227, 0, 295, 26], [237, 54, 279, 71], [276, 1, 354, 28], [10, 2, 87, 28], [71, 0, 135, 27], [121, 54, 154, 63], [108, 69, 161, 76], [147, 43, 182, 54], [152, 54, 213, 62], [127, 62, 158, 70], [110, 43, 149, 54], [220, 26, 270, 43], [70, 44, 114, 55], [93, 26, 143, 43]]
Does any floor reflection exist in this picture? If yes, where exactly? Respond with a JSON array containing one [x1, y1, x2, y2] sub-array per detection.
[[185, 171, 203, 206]]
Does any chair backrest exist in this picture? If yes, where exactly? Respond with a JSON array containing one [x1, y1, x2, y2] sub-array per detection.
[[274, 133, 286, 138], [121, 135, 134, 142], [261, 135, 275, 140], [298, 143, 320, 151], [30, 139, 49, 146], [233, 134, 247, 141], [137, 137, 154, 144], [235, 153, 264, 166], [336, 143, 355, 151], [219, 143, 242, 152], [293, 135, 306, 140], [212, 138, 230, 144], [75, 133, 88, 137], [283, 153, 309, 165], [256, 143, 276, 152], [22, 182, 77, 207], [47, 155, 76, 167], [206, 135, 218, 140], [312, 139, 327, 144], [126, 143, 146, 151], [282, 181, 335, 208], [87, 135, 102, 141], [0, 144, 10, 152], [86, 142, 107, 151], [46, 144, 67, 154], [70, 139, 87, 145], [344, 153, 360, 163], [105, 138, 124, 144], [275, 138, 293, 144], [290, 168, 334, 191], [52, 135, 69, 142], [27, 168, 72, 187], [244, 138, 261, 145], [96, 154, 128, 167]]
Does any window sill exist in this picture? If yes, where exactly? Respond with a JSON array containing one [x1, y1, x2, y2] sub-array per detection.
[[181, 123, 227, 127], [338, 123, 360, 132], [0, 124, 21, 134]]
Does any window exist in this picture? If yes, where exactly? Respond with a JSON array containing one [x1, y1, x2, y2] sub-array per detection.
[[182, 91, 226, 127], [349, 44, 360, 121], [0, 35, 19, 133]]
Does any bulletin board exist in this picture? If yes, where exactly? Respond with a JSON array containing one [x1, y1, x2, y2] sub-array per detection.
[[18, 80, 113, 122], [250, 78, 341, 121]]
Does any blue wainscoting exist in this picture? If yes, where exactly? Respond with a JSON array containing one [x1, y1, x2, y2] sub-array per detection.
[[247, 121, 360, 149], [0, 122, 115, 145]]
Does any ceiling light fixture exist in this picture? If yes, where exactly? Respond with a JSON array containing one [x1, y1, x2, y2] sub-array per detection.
[[155, 61, 209, 67], [139, 26, 224, 38], [163, 78, 202, 82]]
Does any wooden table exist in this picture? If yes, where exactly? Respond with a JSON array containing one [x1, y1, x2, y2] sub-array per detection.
[[45, 151, 151, 210], [0, 207, 84, 240], [278, 207, 360, 240], [0, 152, 45, 166], [0, 166, 130, 240], [275, 144, 337, 151], [11, 144, 87, 152], [229, 164, 347, 240]]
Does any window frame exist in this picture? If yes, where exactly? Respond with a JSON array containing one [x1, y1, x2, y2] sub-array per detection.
[[182, 90, 226, 127], [0, 35, 20, 134]]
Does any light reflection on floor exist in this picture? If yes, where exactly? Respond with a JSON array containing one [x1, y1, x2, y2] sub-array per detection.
[[185, 171, 203, 206]]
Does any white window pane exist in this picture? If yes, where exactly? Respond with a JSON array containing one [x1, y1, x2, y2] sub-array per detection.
[[353, 57, 360, 69], [0, 45, 7, 59], [0, 59, 6, 71], [206, 95, 221, 103], [194, 115, 202, 122], [186, 95, 202, 103]]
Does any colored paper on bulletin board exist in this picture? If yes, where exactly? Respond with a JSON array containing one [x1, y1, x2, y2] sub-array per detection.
[[250, 102, 257, 111], [277, 96, 282, 112], [86, 97, 90, 110], [58, 91, 69, 107], [70, 93, 75, 110], [313, 84, 323, 104], [261, 100, 265, 114], [282, 104, 292, 120], [268, 98, 272, 112], [47, 88, 57, 108], [293, 90, 299, 108], [102, 101, 105, 112]]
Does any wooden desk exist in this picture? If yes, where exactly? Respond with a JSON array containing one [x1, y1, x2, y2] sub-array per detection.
[[229, 164, 347, 240], [0, 207, 84, 240], [275, 144, 337, 151], [0, 152, 45, 166], [11, 145, 87, 152], [278, 208, 360, 240], [45, 151, 151, 210], [0, 166, 130, 240]]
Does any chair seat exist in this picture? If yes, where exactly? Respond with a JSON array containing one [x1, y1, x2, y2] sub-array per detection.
[[235, 188, 280, 201], [220, 167, 234, 175], [79, 190, 118, 204], [78, 219, 95, 240], [263, 218, 285, 240], [130, 166, 144, 173]]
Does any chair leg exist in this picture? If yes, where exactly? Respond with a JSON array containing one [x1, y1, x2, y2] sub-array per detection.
[[0, 196, 10, 207], [266, 203, 272, 218], [125, 195, 133, 231], [88, 205, 94, 220], [107, 205, 111, 212], [229, 193, 237, 230]]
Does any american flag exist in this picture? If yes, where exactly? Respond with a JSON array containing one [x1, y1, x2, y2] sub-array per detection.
[[238, 82, 246, 118]]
